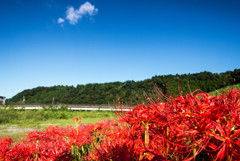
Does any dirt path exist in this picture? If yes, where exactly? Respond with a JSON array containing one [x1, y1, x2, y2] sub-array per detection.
[[0, 123, 58, 134]]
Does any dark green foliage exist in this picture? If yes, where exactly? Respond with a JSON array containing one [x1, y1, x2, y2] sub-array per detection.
[[7, 69, 240, 105]]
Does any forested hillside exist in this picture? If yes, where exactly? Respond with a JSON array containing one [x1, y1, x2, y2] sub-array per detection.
[[7, 69, 240, 105]]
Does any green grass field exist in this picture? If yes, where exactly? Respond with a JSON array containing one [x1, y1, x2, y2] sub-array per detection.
[[209, 84, 240, 96], [0, 109, 117, 142]]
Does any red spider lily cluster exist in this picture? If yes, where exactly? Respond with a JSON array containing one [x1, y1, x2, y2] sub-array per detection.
[[0, 88, 240, 160]]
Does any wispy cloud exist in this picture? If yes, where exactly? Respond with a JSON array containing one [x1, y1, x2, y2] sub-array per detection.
[[57, 17, 65, 24], [58, 1, 98, 25]]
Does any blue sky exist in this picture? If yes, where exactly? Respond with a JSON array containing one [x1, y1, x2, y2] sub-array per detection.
[[0, 0, 240, 98]]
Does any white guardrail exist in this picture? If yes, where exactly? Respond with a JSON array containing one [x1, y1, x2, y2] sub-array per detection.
[[6, 107, 132, 111]]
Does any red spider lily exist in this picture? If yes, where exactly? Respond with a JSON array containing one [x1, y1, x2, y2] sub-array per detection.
[[0, 137, 12, 160], [72, 116, 83, 135], [72, 116, 82, 123], [206, 119, 240, 160]]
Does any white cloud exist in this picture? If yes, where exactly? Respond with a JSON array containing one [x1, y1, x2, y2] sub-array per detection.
[[66, 7, 82, 24], [65, 1, 98, 25], [57, 17, 65, 24], [78, 2, 98, 16]]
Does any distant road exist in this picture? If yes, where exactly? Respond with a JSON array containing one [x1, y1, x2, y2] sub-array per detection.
[[9, 104, 111, 108], [4, 105, 132, 111]]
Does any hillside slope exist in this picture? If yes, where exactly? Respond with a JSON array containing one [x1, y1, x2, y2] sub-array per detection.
[[7, 69, 240, 105], [209, 84, 240, 96]]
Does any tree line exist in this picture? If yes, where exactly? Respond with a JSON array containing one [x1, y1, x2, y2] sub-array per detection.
[[7, 69, 240, 105]]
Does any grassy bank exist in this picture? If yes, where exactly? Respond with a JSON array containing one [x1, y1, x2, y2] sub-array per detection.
[[0, 109, 117, 142], [0, 108, 116, 124], [209, 84, 240, 96]]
